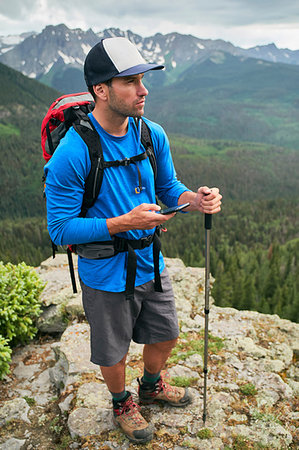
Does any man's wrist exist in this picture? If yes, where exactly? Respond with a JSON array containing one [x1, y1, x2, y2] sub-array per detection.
[[106, 214, 131, 236], [178, 191, 197, 211]]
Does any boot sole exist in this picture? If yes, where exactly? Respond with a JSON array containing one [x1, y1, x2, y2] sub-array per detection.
[[113, 417, 154, 443], [139, 397, 192, 407]]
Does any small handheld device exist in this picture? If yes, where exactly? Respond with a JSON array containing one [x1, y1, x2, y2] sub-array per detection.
[[160, 202, 190, 215]]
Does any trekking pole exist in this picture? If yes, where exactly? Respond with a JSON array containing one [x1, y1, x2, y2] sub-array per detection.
[[202, 212, 212, 426]]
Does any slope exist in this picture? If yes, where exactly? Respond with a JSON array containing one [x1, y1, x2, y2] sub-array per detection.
[[145, 52, 299, 149], [0, 62, 60, 220]]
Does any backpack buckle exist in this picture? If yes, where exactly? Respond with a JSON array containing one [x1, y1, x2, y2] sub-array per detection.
[[140, 235, 153, 249], [123, 157, 131, 166]]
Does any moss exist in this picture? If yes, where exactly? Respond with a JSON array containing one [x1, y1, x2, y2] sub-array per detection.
[[197, 428, 214, 439], [240, 383, 257, 396], [171, 376, 198, 387]]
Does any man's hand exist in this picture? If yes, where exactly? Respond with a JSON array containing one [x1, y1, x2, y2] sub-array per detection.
[[178, 186, 222, 214], [107, 203, 175, 236], [194, 186, 222, 214]]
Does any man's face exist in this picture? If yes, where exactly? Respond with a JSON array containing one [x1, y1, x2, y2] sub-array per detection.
[[106, 74, 149, 118]]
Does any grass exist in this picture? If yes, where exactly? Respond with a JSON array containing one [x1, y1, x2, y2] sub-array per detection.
[[49, 416, 63, 435], [251, 409, 282, 425], [23, 395, 36, 406], [168, 331, 224, 365], [170, 375, 198, 387], [225, 434, 273, 449]]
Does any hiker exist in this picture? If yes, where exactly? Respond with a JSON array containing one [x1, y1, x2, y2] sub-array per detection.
[[44, 37, 222, 444]]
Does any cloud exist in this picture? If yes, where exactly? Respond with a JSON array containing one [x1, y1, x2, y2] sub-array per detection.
[[0, 0, 299, 49], [0, 0, 39, 20], [42, 0, 299, 28]]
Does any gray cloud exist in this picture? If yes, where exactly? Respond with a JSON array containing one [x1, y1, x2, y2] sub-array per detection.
[[0, 0, 298, 49], [42, 0, 299, 26], [0, 0, 40, 20]]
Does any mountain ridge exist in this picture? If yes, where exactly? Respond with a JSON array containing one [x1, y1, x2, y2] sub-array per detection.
[[1, 24, 299, 92]]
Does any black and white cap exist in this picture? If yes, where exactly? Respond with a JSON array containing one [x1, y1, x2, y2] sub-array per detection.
[[84, 37, 164, 85]]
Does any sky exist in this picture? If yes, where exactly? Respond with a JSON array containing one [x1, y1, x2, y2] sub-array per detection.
[[0, 0, 299, 50]]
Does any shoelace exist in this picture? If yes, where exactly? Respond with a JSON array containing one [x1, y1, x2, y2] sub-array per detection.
[[156, 378, 181, 400], [119, 397, 144, 425]]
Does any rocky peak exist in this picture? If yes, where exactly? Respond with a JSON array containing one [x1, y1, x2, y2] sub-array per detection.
[[1, 24, 299, 89]]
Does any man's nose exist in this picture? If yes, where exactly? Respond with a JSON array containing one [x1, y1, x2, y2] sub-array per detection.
[[138, 81, 148, 96]]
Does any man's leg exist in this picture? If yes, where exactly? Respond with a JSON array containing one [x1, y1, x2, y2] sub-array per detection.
[[80, 281, 154, 443], [101, 354, 154, 444], [143, 338, 177, 374], [100, 353, 127, 396], [139, 338, 192, 407]]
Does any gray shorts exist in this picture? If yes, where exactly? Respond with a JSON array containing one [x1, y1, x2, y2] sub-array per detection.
[[80, 268, 179, 367]]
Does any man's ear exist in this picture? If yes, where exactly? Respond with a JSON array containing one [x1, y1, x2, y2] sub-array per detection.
[[93, 83, 109, 100]]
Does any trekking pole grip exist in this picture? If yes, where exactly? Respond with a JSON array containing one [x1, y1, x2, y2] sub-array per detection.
[[205, 214, 212, 230]]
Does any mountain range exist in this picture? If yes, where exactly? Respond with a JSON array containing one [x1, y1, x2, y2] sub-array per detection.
[[1, 23, 299, 150], [1, 23, 299, 93]]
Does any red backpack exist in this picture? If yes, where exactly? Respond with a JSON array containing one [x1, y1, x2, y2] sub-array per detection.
[[41, 92, 95, 162]]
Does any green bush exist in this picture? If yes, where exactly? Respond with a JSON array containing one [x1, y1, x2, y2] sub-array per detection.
[[0, 335, 12, 379], [0, 261, 45, 345], [0, 261, 45, 378]]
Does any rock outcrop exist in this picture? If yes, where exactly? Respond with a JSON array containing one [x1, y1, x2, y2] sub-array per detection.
[[0, 255, 298, 449]]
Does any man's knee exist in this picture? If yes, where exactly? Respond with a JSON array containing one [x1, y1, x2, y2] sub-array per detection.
[[149, 338, 178, 353], [100, 353, 127, 370]]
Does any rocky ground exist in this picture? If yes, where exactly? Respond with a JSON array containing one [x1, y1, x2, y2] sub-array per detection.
[[0, 255, 298, 449]]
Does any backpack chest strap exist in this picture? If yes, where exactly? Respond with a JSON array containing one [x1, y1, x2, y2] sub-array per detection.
[[101, 151, 149, 193], [102, 151, 148, 168]]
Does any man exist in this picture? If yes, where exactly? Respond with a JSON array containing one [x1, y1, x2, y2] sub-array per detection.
[[44, 37, 222, 444]]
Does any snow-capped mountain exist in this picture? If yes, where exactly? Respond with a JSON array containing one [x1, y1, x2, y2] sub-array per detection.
[[242, 43, 299, 65], [0, 31, 36, 55], [1, 24, 298, 93]]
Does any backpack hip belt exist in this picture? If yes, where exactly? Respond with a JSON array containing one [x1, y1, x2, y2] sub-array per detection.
[[75, 230, 162, 301]]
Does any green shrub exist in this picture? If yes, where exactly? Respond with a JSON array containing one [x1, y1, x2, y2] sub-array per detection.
[[0, 261, 45, 379], [0, 335, 12, 379], [0, 261, 45, 345]]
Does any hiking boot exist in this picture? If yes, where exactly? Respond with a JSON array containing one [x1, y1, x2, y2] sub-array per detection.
[[138, 376, 192, 407], [113, 392, 154, 443]]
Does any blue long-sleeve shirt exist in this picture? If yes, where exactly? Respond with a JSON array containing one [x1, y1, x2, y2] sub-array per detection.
[[44, 113, 189, 291]]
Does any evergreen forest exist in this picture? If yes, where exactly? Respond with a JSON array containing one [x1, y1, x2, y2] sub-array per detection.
[[0, 62, 298, 322]]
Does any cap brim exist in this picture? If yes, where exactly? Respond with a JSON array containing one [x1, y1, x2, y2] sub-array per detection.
[[114, 63, 164, 78]]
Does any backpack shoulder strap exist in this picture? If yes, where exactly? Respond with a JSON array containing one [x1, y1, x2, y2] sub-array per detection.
[[138, 119, 157, 181], [73, 118, 104, 217], [74, 117, 157, 218]]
